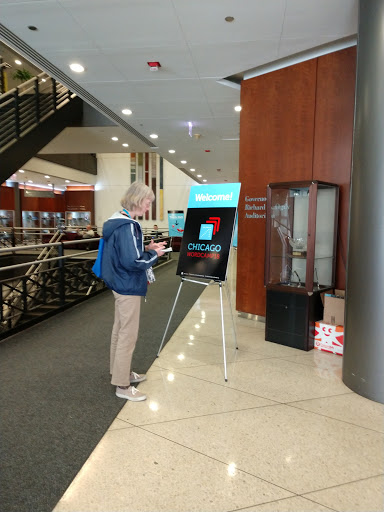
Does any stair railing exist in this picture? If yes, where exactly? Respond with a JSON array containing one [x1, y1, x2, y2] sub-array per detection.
[[0, 72, 76, 153], [0, 230, 65, 328]]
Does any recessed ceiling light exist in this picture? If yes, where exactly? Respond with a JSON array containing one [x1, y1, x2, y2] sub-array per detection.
[[28, 180, 33, 183], [197, 174, 202, 177], [19, 169, 25, 173], [190, 168, 195, 172], [122, 143, 129, 147], [180, 160, 187, 164], [44, 175, 50, 179], [168, 149, 175, 154], [234, 105, 242, 112], [65, 180, 70, 183], [203, 179, 207, 182], [69, 63, 85, 73], [111, 136, 118, 141], [150, 134, 158, 139], [122, 109, 132, 115], [15, 59, 22, 65]]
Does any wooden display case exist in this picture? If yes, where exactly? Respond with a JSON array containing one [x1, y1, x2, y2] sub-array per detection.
[[264, 181, 339, 350]]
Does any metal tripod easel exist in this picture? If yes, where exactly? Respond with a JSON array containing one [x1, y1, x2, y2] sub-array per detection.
[[157, 273, 238, 381]]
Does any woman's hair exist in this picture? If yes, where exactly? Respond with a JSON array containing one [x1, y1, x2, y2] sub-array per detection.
[[120, 181, 155, 210]]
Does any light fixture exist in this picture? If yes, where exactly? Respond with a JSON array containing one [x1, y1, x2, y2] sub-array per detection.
[[121, 108, 132, 115], [15, 59, 22, 65], [190, 168, 195, 172], [147, 61, 161, 71], [19, 169, 25, 173], [203, 179, 207, 182], [65, 180, 70, 183], [168, 149, 175, 154], [28, 180, 33, 183], [234, 105, 242, 112], [225, 16, 235, 22], [197, 174, 202, 177], [111, 136, 118, 141], [150, 134, 158, 139], [180, 160, 187, 164], [44, 175, 50, 179], [122, 143, 129, 147], [69, 63, 85, 73]]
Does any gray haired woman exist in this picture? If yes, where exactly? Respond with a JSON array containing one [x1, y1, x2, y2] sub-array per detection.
[[101, 182, 166, 401]]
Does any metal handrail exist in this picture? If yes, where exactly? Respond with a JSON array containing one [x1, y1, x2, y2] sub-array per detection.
[[0, 240, 100, 272], [0, 72, 76, 153]]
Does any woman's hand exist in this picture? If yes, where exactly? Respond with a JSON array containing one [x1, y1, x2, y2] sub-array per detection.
[[147, 240, 167, 255]]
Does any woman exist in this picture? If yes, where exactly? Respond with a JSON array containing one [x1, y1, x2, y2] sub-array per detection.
[[101, 182, 166, 401]]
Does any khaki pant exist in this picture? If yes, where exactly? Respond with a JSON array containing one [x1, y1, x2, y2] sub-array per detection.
[[110, 292, 141, 387]]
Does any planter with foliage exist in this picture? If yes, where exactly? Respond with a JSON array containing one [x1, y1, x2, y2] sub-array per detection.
[[12, 69, 33, 83]]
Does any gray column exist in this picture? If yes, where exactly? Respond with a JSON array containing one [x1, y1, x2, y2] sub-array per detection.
[[343, 0, 384, 403], [11, 181, 21, 227]]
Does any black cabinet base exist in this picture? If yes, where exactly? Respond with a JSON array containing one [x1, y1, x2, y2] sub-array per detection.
[[265, 289, 324, 351]]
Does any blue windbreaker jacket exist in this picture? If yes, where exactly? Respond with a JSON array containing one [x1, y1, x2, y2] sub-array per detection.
[[101, 212, 158, 295]]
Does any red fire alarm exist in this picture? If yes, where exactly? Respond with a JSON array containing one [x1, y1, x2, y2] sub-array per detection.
[[205, 150, 211, 152], [147, 61, 161, 71]]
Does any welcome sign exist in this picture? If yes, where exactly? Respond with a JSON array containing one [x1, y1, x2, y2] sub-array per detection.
[[177, 183, 241, 281]]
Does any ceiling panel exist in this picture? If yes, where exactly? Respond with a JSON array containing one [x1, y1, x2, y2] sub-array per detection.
[[60, 0, 185, 49], [0, 2, 94, 51], [174, 0, 287, 42], [189, 40, 280, 77], [283, 0, 358, 37]]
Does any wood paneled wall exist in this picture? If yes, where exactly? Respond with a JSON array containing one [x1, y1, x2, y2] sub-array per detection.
[[21, 192, 66, 213], [237, 47, 356, 316], [0, 185, 15, 210], [1, 187, 95, 223], [65, 190, 95, 223]]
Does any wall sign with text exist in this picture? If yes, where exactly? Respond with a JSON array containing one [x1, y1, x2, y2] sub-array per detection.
[[167, 211, 185, 236], [177, 183, 241, 281]]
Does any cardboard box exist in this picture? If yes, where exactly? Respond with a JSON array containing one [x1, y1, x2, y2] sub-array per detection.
[[323, 289, 345, 326], [314, 322, 344, 355]]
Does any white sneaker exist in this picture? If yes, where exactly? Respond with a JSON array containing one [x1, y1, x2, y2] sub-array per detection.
[[116, 386, 146, 401], [130, 371, 147, 384]]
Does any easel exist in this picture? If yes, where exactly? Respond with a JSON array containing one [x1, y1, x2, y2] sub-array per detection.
[[157, 272, 238, 381]]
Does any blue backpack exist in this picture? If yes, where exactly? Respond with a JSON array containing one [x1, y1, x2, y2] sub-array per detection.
[[92, 238, 104, 278]]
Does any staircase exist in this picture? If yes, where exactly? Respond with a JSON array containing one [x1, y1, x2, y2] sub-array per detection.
[[0, 71, 83, 182]]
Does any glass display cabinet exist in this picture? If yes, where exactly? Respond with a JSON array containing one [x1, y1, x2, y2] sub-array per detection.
[[0, 210, 15, 228], [22, 211, 40, 228], [264, 181, 339, 350], [65, 211, 91, 227], [41, 212, 65, 229]]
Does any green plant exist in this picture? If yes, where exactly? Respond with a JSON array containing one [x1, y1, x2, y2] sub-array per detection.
[[12, 68, 33, 83]]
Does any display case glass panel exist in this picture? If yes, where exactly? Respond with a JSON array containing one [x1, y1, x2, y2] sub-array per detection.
[[41, 212, 65, 229], [0, 210, 15, 228], [22, 211, 41, 228], [265, 181, 339, 293], [65, 211, 91, 227]]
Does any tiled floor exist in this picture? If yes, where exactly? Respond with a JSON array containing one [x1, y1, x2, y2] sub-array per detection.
[[53, 251, 384, 512]]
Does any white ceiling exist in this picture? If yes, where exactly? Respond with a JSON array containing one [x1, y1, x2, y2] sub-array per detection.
[[1, 0, 358, 184]]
